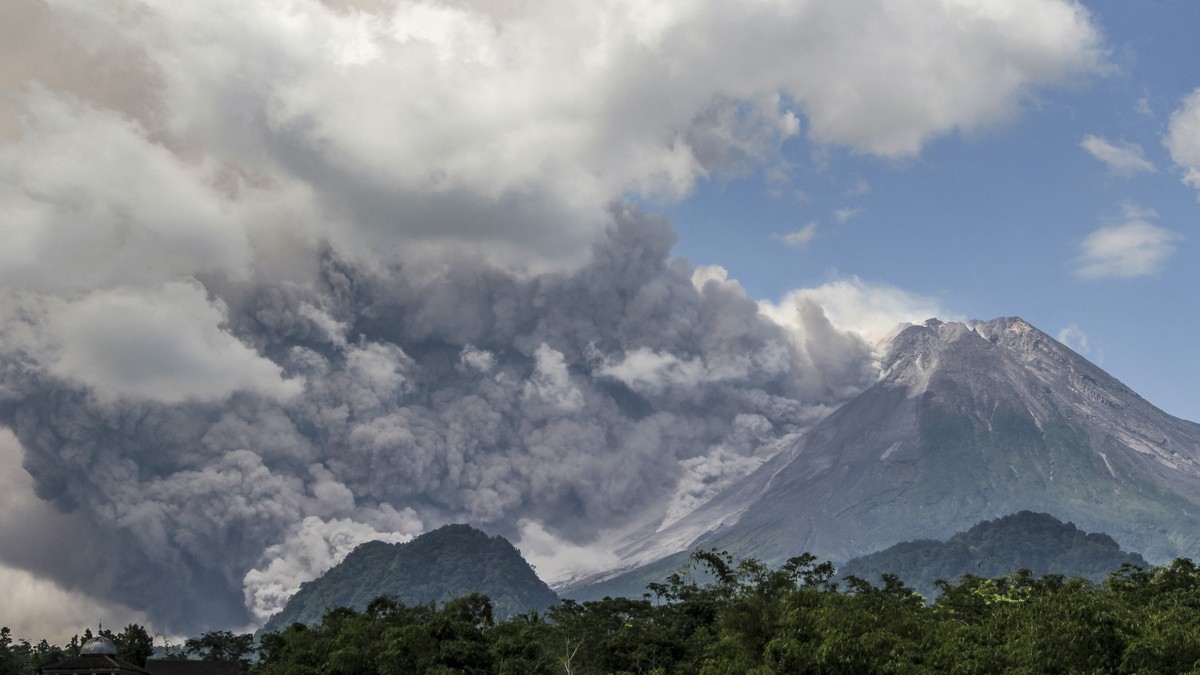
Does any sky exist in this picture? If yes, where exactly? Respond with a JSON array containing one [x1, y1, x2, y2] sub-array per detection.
[[665, 0, 1200, 424], [0, 0, 1198, 644]]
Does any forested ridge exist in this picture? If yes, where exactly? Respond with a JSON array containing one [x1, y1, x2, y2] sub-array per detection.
[[838, 510, 1149, 601], [8, 550, 1200, 674], [262, 525, 559, 634]]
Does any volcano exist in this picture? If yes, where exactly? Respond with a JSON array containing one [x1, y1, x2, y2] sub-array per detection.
[[571, 317, 1200, 598]]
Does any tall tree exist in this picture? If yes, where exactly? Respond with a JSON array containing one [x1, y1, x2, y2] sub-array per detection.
[[184, 631, 255, 663]]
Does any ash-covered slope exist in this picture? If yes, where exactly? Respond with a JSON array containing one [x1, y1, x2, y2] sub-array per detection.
[[572, 317, 1200, 598]]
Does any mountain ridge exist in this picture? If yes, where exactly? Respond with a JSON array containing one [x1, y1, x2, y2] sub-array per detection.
[[566, 316, 1200, 599], [839, 510, 1150, 600], [260, 524, 558, 634]]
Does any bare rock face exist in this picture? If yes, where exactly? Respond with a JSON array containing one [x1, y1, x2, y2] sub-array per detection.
[[611, 317, 1200, 580]]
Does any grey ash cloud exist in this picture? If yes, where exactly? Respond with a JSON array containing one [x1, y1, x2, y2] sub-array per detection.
[[0, 0, 1104, 635], [0, 209, 878, 631]]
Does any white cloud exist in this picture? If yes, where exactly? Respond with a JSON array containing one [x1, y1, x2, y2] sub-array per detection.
[[1076, 217, 1182, 280], [774, 221, 820, 247], [1081, 134, 1155, 176], [459, 345, 497, 373], [659, 444, 770, 530], [1165, 88, 1200, 193], [690, 264, 743, 295], [1056, 324, 1090, 354], [13, 0, 1103, 265], [0, 88, 252, 293], [762, 276, 952, 344], [597, 348, 759, 396], [845, 177, 872, 197], [786, 0, 1103, 157], [46, 282, 303, 403], [242, 514, 418, 623], [523, 344, 585, 412], [514, 519, 620, 585], [834, 207, 864, 223]]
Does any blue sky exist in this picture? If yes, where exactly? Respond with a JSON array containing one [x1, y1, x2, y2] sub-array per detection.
[[667, 0, 1200, 421]]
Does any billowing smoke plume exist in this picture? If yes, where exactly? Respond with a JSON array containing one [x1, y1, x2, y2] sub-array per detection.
[[0, 0, 1100, 634], [0, 210, 877, 630]]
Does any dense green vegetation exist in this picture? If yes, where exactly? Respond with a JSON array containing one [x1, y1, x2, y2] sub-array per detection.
[[10, 550, 1200, 673], [262, 525, 559, 634], [249, 551, 1200, 673], [840, 510, 1149, 600], [0, 624, 153, 674], [0, 623, 257, 674]]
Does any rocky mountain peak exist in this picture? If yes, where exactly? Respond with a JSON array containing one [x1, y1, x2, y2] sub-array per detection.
[[879, 316, 1095, 394], [702, 315, 1200, 562], [569, 316, 1200, 601], [883, 316, 1035, 358], [879, 317, 994, 390]]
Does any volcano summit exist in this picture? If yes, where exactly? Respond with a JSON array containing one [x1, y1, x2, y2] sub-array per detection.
[[581, 317, 1200, 595]]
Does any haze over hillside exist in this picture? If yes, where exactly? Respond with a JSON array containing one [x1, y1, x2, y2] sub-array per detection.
[[839, 511, 1149, 601]]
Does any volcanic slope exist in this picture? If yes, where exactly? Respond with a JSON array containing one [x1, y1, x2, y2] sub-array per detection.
[[572, 317, 1200, 599]]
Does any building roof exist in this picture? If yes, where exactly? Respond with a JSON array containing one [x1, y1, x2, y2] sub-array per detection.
[[80, 635, 119, 655], [42, 653, 150, 675]]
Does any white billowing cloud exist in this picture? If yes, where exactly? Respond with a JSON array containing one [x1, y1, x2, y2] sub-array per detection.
[[773, 221, 820, 247], [598, 348, 771, 397], [46, 282, 303, 403], [0, 88, 252, 292], [1165, 88, 1200, 192], [762, 276, 952, 345], [523, 344, 584, 412], [690, 264, 743, 294], [834, 207, 864, 223], [664, 453, 759, 529], [1081, 134, 1155, 176], [1076, 216, 1182, 280], [459, 345, 498, 373], [514, 519, 620, 585], [242, 514, 419, 623], [782, 0, 1102, 156], [22, 0, 1103, 262], [1056, 324, 1090, 354]]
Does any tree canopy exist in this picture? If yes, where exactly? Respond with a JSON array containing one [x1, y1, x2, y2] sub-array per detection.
[[8, 552, 1200, 674]]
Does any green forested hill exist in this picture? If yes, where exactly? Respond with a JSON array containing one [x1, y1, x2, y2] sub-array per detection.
[[259, 524, 558, 633], [11, 547, 1200, 674], [248, 552, 1200, 674], [839, 510, 1148, 599]]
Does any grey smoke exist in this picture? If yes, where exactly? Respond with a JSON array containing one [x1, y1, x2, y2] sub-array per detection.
[[0, 0, 1108, 637], [0, 208, 876, 632]]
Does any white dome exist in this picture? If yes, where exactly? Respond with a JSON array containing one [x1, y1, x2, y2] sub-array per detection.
[[80, 635, 118, 656]]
